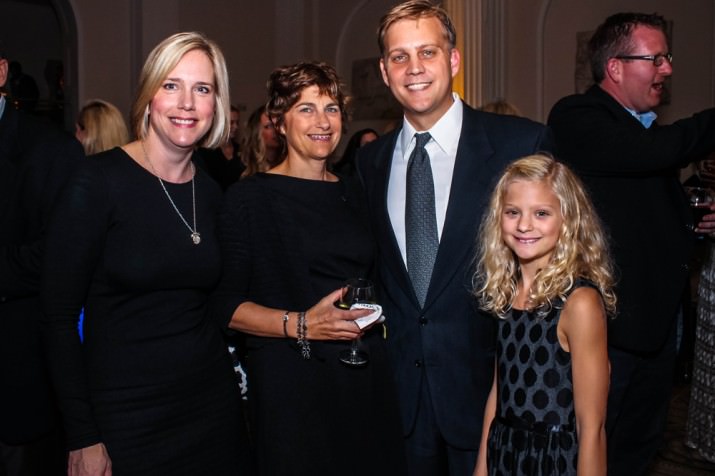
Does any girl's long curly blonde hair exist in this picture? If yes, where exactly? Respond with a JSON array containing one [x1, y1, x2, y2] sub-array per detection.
[[473, 154, 616, 318]]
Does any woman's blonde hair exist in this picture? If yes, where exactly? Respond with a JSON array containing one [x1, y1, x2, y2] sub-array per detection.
[[473, 154, 616, 317], [130, 31, 230, 149], [76, 99, 129, 155]]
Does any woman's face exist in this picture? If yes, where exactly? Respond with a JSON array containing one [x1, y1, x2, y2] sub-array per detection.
[[279, 85, 342, 162], [148, 49, 215, 151], [259, 112, 279, 150]]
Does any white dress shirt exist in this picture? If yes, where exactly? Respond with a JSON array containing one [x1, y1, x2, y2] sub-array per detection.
[[387, 93, 463, 266]]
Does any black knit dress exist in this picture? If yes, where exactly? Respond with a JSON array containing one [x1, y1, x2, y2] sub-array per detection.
[[212, 173, 406, 476], [42, 148, 251, 475]]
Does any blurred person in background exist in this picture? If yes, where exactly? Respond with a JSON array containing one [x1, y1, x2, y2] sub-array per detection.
[[75, 99, 129, 155], [240, 104, 282, 177], [0, 40, 84, 476], [332, 127, 378, 176], [199, 104, 244, 190]]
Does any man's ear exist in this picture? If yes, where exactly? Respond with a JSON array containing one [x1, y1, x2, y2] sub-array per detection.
[[449, 48, 461, 78], [379, 58, 390, 88], [605, 57, 622, 84]]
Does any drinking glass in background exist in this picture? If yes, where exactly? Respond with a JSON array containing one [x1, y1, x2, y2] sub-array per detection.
[[686, 186, 714, 227]]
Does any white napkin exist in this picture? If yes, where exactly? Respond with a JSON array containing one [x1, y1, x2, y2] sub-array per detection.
[[351, 303, 385, 330]]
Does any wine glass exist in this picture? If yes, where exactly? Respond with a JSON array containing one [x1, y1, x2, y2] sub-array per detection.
[[337, 278, 375, 367], [685, 186, 713, 228]]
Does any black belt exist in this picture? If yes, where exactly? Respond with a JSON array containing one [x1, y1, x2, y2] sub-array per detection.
[[496, 414, 574, 435]]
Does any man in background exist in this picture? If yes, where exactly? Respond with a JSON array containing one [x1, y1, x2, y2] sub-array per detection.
[[548, 13, 715, 476], [0, 41, 84, 475]]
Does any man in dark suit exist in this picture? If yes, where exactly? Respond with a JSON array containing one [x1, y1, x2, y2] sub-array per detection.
[[356, 2, 552, 474], [0, 43, 84, 475], [548, 13, 715, 476]]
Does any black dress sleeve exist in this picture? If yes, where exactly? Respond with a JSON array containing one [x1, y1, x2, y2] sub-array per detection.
[[211, 183, 253, 330], [41, 161, 112, 450]]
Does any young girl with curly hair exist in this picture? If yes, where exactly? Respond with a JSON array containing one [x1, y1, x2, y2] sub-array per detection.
[[473, 154, 616, 475]]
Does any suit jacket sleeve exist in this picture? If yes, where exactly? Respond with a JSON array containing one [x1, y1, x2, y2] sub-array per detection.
[[548, 85, 715, 175], [41, 160, 110, 450], [0, 114, 84, 299]]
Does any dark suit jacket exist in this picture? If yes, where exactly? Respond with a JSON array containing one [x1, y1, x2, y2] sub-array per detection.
[[0, 105, 84, 444], [356, 103, 553, 448], [548, 85, 715, 354]]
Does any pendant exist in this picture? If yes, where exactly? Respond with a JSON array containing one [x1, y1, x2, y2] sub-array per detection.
[[191, 232, 201, 245]]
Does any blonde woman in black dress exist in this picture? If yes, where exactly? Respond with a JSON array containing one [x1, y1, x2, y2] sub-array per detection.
[[42, 32, 250, 475]]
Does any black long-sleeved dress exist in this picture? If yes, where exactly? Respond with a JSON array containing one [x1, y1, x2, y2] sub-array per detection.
[[212, 173, 406, 476], [41, 147, 250, 475]]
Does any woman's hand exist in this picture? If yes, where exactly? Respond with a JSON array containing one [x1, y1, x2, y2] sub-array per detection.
[[304, 288, 371, 340], [68, 443, 112, 476]]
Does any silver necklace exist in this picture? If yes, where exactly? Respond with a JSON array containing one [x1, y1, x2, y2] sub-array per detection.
[[141, 141, 201, 245]]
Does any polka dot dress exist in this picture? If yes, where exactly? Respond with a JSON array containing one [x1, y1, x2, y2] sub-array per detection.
[[486, 283, 592, 475]]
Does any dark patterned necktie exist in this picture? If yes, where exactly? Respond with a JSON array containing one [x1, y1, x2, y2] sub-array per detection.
[[405, 132, 438, 307]]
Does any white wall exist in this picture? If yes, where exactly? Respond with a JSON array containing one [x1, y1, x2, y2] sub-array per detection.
[[68, 0, 398, 135], [5, 0, 714, 140]]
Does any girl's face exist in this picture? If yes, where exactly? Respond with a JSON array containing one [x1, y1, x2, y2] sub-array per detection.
[[500, 179, 563, 271]]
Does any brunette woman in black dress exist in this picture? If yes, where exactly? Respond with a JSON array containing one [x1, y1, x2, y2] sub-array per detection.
[[212, 62, 405, 476], [42, 32, 250, 475]]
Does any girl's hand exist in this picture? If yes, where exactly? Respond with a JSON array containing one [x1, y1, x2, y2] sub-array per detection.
[[68, 443, 112, 476], [304, 288, 371, 340]]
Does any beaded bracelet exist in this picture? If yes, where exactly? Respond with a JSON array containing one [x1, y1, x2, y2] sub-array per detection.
[[296, 311, 311, 359], [282, 311, 290, 338]]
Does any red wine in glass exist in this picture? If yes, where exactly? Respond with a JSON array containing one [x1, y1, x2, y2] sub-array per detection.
[[686, 187, 713, 228]]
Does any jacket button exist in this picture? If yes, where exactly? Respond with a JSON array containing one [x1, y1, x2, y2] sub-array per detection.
[[682, 263, 690, 271], [419, 316, 428, 326], [414, 359, 422, 368]]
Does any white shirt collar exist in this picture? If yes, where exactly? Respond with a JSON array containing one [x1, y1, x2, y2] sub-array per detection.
[[399, 93, 463, 159]]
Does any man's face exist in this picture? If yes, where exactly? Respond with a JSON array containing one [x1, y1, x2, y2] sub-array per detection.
[[612, 25, 672, 113], [0, 58, 8, 88], [379, 16, 460, 131]]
